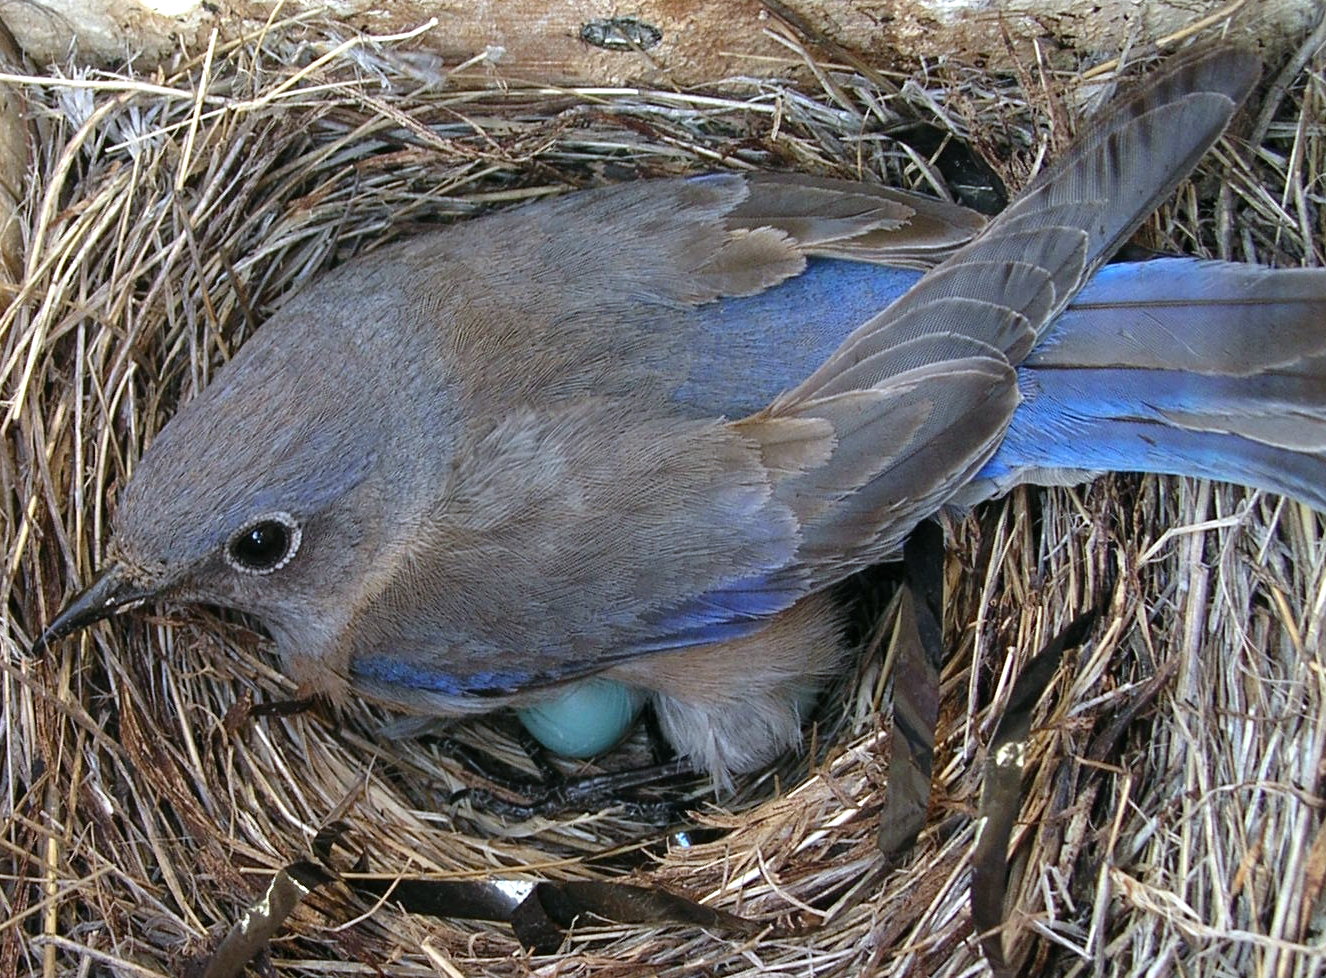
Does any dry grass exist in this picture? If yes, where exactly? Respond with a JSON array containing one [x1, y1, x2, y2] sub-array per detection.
[[2, 12, 1325, 978]]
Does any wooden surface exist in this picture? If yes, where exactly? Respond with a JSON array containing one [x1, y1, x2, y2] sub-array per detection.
[[4, 0, 1320, 82]]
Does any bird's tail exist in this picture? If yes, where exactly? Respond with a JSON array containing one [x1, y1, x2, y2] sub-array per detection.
[[966, 257, 1326, 510]]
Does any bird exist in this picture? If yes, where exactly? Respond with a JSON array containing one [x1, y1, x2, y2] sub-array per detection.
[[36, 45, 1326, 785]]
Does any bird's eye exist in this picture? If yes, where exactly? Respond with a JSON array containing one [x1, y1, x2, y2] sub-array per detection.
[[226, 513, 301, 574]]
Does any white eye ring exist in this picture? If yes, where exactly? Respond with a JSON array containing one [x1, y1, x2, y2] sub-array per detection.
[[225, 511, 302, 575]]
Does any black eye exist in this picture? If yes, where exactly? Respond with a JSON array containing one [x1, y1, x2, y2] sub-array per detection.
[[226, 513, 301, 574]]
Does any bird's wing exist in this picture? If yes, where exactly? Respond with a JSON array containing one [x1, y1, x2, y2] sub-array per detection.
[[733, 45, 1262, 581], [410, 170, 984, 409]]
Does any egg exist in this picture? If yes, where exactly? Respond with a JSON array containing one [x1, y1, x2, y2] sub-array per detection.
[[516, 679, 645, 758]]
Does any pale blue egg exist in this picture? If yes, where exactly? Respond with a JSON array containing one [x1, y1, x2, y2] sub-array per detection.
[[516, 679, 645, 758]]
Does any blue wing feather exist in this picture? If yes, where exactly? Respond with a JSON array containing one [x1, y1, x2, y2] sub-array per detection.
[[660, 254, 1326, 653]]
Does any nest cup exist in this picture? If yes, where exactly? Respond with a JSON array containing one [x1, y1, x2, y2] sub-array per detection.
[[4, 17, 1326, 978]]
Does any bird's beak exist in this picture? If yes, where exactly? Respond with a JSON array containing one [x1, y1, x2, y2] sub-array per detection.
[[32, 563, 157, 653]]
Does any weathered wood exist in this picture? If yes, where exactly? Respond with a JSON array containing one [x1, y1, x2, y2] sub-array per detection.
[[7, 0, 1319, 81]]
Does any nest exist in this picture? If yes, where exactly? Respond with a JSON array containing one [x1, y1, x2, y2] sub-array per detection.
[[3, 12, 1325, 978]]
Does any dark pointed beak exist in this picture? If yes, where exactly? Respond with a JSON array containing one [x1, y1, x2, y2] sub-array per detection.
[[32, 563, 158, 653]]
